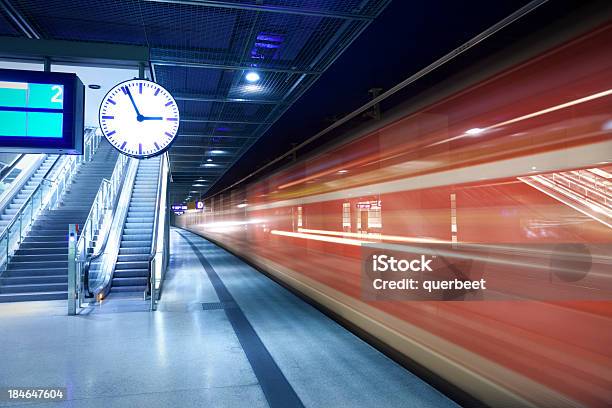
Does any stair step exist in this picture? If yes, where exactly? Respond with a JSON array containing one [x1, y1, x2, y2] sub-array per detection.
[[121, 240, 151, 248], [118, 247, 150, 255], [0, 275, 67, 285], [8, 260, 67, 269], [3, 267, 66, 277], [117, 254, 149, 262], [0, 282, 68, 294], [110, 286, 146, 293], [121, 234, 152, 241], [113, 269, 149, 278], [20, 241, 68, 249], [115, 261, 149, 270], [112, 277, 147, 287], [10, 254, 65, 262], [16, 247, 67, 255], [0, 291, 67, 302]]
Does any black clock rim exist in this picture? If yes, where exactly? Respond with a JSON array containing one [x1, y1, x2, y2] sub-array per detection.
[[98, 78, 179, 160]]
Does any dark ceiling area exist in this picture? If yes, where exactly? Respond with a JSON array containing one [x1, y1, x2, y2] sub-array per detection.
[[207, 0, 597, 198], [0, 0, 590, 204]]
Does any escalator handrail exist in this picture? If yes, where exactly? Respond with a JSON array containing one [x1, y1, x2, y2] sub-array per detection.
[[76, 153, 129, 262], [147, 154, 169, 294], [84, 158, 139, 299], [0, 155, 64, 244], [0, 154, 47, 214], [0, 154, 25, 180]]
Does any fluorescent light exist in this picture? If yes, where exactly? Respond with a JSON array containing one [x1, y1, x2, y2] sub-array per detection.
[[337, 170, 348, 174], [237, 203, 248, 208], [206, 158, 213, 162], [209, 150, 225, 154], [243, 84, 262, 93], [202, 163, 217, 167], [192, 183, 206, 187], [196, 178, 207, 182]]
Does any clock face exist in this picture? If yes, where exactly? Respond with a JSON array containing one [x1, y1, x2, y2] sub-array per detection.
[[98, 79, 179, 159]]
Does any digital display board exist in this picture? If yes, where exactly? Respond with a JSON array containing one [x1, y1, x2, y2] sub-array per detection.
[[0, 69, 84, 154]]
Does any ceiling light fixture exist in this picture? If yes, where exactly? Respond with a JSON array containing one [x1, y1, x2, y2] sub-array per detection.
[[245, 71, 260, 82]]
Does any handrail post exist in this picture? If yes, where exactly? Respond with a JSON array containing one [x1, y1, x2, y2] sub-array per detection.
[[68, 224, 78, 315], [150, 259, 156, 311]]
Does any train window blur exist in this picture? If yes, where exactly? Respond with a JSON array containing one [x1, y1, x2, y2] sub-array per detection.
[[177, 20, 612, 407]]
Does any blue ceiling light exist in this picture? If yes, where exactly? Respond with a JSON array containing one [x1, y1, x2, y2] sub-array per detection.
[[245, 71, 260, 82]]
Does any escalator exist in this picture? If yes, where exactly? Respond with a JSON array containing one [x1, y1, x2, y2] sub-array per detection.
[[110, 156, 161, 295]]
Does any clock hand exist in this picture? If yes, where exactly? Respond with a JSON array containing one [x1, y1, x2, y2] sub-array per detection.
[[140, 116, 163, 120], [122, 86, 142, 117]]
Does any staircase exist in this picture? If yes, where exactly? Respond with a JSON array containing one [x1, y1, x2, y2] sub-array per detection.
[[0, 141, 118, 302], [0, 155, 58, 232], [110, 157, 161, 295]]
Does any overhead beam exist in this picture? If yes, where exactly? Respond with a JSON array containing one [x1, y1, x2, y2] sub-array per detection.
[[175, 93, 279, 104], [178, 133, 256, 139], [142, 0, 374, 21], [0, 0, 41, 38], [151, 59, 320, 75], [0, 36, 149, 68], [171, 144, 240, 149], [181, 118, 267, 125]]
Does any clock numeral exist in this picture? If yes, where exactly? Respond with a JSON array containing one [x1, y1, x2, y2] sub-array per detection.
[[120, 141, 127, 149], [107, 131, 116, 137], [154, 88, 160, 96], [102, 116, 114, 119], [165, 101, 173, 107]]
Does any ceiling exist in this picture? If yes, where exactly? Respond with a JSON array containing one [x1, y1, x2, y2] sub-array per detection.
[[0, 0, 391, 203]]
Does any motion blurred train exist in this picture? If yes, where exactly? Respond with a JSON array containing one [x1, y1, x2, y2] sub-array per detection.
[[176, 11, 612, 408]]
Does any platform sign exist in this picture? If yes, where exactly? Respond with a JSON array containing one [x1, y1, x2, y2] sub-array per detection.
[[0, 69, 84, 154], [196, 201, 204, 210], [172, 204, 187, 215]]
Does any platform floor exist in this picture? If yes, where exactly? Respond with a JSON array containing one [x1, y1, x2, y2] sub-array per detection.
[[0, 228, 457, 408]]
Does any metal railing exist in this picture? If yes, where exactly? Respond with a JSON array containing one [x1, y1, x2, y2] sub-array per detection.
[[148, 154, 170, 311], [0, 129, 101, 274]]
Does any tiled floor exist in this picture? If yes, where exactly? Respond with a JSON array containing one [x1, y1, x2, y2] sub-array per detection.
[[0, 228, 457, 408]]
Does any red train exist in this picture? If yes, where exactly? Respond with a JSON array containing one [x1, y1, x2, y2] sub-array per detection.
[[176, 20, 612, 407]]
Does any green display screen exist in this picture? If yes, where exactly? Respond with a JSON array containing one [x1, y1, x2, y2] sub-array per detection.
[[0, 81, 64, 138]]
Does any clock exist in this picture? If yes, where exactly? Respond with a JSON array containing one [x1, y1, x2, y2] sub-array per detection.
[[98, 79, 179, 159]]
